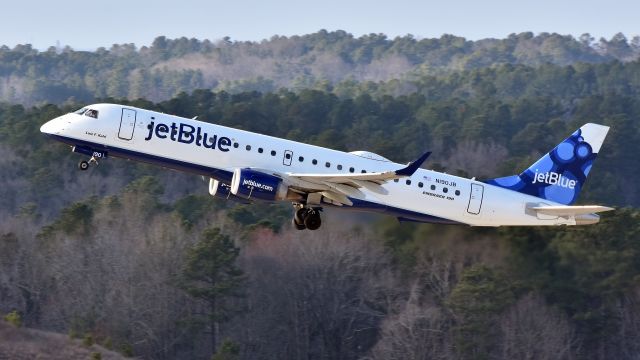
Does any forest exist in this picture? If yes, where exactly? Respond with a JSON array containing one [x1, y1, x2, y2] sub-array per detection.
[[1, 31, 640, 359], [1, 30, 640, 105]]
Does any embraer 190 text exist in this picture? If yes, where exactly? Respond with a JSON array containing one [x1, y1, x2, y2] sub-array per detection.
[[40, 104, 614, 230]]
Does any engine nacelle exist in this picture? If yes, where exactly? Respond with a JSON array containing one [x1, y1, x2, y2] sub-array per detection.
[[230, 168, 290, 201], [209, 178, 251, 203], [209, 179, 233, 198]]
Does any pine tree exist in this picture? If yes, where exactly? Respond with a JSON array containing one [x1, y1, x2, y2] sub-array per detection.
[[179, 228, 245, 355]]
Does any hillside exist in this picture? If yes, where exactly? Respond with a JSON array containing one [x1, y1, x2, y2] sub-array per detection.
[[0, 31, 639, 105], [0, 321, 126, 359]]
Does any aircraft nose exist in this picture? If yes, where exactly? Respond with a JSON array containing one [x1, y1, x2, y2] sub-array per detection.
[[40, 119, 56, 134], [40, 115, 66, 134]]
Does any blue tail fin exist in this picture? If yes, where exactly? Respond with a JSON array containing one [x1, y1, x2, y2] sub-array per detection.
[[485, 123, 609, 205]]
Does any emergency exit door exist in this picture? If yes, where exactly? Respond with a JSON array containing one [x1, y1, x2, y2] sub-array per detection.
[[467, 184, 484, 215], [118, 108, 136, 140]]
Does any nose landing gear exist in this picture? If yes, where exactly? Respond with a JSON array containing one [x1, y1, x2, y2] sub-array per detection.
[[292, 205, 322, 230], [73, 147, 107, 171], [78, 154, 102, 171]]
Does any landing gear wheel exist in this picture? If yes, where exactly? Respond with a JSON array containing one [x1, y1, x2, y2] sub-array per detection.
[[78, 160, 89, 171], [304, 210, 322, 230], [294, 208, 307, 224], [292, 218, 306, 230], [293, 208, 307, 230]]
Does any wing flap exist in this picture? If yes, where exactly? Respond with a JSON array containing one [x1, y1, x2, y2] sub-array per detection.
[[320, 191, 353, 206]]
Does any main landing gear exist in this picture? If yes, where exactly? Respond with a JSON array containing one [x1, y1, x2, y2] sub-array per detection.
[[292, 205, 322, 231]]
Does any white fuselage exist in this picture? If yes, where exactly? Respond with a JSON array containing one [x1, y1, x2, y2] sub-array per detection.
[[40, 103, 580, 226]]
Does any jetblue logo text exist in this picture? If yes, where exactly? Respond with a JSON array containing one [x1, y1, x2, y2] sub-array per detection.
[[144, 121, 232, 152], [242, 179, 274, 192], [531, 170, 577, 189]]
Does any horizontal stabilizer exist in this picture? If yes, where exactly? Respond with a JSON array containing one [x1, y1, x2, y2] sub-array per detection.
[[529, 205, 614, 217]]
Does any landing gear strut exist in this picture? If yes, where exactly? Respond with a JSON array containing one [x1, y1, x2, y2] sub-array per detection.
[[292, 205, 322, 230]]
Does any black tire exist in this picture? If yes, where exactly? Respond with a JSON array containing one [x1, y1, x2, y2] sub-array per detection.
[[78, 160, 89, 171], [304, 211, 322, 230], [292, 218, 306, 230], [294, 208, 307, 224]]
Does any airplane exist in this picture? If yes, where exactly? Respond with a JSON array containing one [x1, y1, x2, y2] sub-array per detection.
[[40, 103, 613, 230]]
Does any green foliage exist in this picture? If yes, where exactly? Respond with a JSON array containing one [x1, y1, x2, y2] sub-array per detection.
[[1, 32, 639, 105], [101, 337, 113, 350], [211, 339, 240, 360], [180, 228, 245, 319], [83, 333, 94, 346], [124, 175, 164, 197], [226, 203, 290, 232], [447, 265, 516, 359], [119, 343, 134, 357], [56, 201, 94, 234], [3, 310, 22, 327], [179, 228, 245, 354], [173, 194, 220, 229]]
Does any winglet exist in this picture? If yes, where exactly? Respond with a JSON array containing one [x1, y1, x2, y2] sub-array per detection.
[[395, 151, 431, 176]]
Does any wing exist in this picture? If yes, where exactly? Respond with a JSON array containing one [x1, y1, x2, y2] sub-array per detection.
[[282, 151, 431, 206]]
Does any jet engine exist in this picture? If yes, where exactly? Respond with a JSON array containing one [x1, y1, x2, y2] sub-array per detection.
[[230, 168, 297, 201], [208, 178, 250, 203], [209, 179, 233, 198]]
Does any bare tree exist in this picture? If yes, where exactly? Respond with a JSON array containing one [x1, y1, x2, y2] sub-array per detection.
[[232, 228, 398, 360], [497, 293, 575, 360]]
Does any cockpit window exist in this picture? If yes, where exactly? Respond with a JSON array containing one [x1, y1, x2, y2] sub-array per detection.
[[72, 107, 98, 118], [85, 109, 99, 119]]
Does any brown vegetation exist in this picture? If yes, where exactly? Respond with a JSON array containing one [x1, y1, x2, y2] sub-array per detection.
[[0, 321, 126, 360]]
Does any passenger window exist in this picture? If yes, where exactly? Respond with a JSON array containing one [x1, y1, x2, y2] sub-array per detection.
[[349, 167, 355, 173], [418, 182, 423, 188], [325, 162, 331, 168], [455, 190, 460, 196], [394, 179, 399, 182], [233, 142, 239, 148], [246, 145, 252, 151], [337, 165, 343, 170], [258, 148, 264, 153], [285, 153, 291, 159], [299, 156, 304, 162], [361, 170, 367, 173], [406, 179, 411, 185], [271, 150, 276, 156], [443, 188, 448, 193], [312, 159, 318, 165], [430, 185, 436, 190]]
